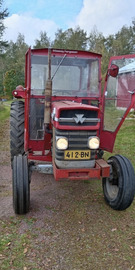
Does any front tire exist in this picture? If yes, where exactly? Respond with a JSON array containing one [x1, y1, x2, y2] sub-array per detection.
[[10, 101, 25, 166], [102, 155, 135, 210], [12, 155, 30, 214]]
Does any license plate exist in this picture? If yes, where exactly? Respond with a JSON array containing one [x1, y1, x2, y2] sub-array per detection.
[[64, 150, 91, 160]]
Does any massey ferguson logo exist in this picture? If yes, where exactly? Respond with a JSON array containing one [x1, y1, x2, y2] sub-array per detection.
[[73, 114, 86, 124]]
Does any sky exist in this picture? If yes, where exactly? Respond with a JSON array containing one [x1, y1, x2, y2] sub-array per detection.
[[3, 0, 135, 46]]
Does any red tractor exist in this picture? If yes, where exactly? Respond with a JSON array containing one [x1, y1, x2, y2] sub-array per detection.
[[10, 48, 135, 214]]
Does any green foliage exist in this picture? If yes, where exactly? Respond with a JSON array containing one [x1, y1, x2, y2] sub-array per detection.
[[34, 31, 51, 48], [104, 119, 135, 168], [1, 14, 135, 98], [88, 26, 105, 52], [53, 26, 88, 50], [5, 33, 28, 72], [0, 101, 11, 121], [105, 27, 133, 57], [53, 28, 67, 49], [88, 26, 109, 78], [0, 0, 9, 53], [3, 69, 23, 98], [0, 0, 8, 95], [2, 33, 28, 98], [0, 54, 5, 95]]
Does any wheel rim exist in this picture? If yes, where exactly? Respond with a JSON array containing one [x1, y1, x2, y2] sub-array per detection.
[[106, 178, 119, 200]]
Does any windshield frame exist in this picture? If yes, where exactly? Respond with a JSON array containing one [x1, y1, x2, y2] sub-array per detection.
[[29, 49, 101, 98]]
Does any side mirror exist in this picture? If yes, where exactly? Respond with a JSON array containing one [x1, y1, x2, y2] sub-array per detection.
[[105, 64, 119, 81], [108, 64, 119, 77]]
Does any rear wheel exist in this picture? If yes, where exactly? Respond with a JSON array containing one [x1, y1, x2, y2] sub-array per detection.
[[12, 155, 30, 214], [102, 155, 135, 210], [10, 101, 24, 166]]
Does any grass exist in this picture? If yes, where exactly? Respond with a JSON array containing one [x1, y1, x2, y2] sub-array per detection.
[[104, 118, 135, 168], [0, 101, 12, 121], [104, 105, 125, 131], [0, 218, 37, 269]]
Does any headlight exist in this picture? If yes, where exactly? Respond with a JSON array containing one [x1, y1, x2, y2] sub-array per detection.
[[88, 137, 100, 149], [56, 137, 68, 150]]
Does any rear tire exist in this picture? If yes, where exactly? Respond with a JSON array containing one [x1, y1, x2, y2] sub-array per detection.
[[10, 101, 25, 166], [12, 155, 30, 214], [102, 155, 135, 210]]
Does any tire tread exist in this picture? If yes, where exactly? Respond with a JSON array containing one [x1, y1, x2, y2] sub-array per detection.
[[10, 101, 25, 164]]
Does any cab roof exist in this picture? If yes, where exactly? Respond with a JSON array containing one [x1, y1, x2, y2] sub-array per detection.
[[30, 47, 102, 59]]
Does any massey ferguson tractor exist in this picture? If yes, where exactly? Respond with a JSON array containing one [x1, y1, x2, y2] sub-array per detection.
[[10, 48, 135, 214]]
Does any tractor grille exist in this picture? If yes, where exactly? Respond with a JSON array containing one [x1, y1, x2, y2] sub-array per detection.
[[59, 109, 99, 126], [55, 129, 97, 161]]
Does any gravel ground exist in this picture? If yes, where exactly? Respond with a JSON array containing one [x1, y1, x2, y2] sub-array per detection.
[[0, 119, 135, 270]]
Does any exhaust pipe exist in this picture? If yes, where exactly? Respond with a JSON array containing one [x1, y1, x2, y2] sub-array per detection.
[[43, 49, 66, 134], [44, 48, 52, 133]]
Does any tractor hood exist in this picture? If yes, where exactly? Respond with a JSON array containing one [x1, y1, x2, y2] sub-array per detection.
[[51, 100, 100, 130]]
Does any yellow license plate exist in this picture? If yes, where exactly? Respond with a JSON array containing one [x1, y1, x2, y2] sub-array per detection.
[[64, 150, 91, 160]]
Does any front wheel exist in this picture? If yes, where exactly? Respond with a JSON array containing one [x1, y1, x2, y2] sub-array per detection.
[[102, 155, 135, 210], [12, 155, 30, 214], [10, 100, 25, 166]]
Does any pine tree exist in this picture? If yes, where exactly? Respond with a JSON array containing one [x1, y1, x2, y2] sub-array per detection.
[[0, 0, 9, 53]]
